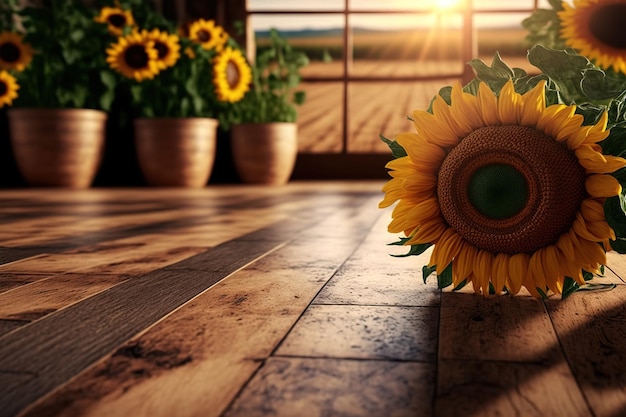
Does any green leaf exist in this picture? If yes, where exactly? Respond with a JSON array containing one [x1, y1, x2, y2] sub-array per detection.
[[390, 242, 432, 258], [600, 126, 626, 157], [99, 90, 114, 112], [380, 134, 407, 159], [536, 287, 549, 299], [581, 69, 626, 101], [422, 265, 437, 284], [527, 45, 594, 103], [437, 263, 453, 289], [561, 277, 579, 299], [578, 283, 618, 292], [100, 70, 116, 90], [468, 52, 515, 93], [605, 194, 626, 244], [452, 279, 467, 291], [293, 91, 306, 105]]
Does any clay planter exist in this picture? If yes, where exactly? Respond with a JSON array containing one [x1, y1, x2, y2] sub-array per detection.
[[231, 122, 298, 185], [134, 118, 218, 188], [8, 108, 107, 188]]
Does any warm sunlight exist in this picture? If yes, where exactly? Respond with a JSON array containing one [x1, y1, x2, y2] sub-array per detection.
[[435, 0, 464, 11]]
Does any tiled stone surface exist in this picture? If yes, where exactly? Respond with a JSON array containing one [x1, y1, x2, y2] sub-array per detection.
[[440, 292, 560, 363], [436, 360, 590, 417], [276, 304, 438, 361], [314, 258, 440, 307], [224, 357, 435, 417]]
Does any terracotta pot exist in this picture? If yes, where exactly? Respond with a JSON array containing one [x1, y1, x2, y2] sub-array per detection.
[[134, 118, 218, 187], [8, 108, 107, 188], [231, 122, 298, 185]]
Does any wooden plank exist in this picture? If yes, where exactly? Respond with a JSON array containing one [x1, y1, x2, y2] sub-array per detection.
[[275, 304, 439, 361], [223, 358, 436, 417], [545, 285, 626, 417], [0, 191, 320, 267], [0, 272, 45, 294], [605, 251, 626, 283], [0, 273, 129, 321], [17, 196, 384, 417], [439, 292, 561, 363], [436, 359, 592, 417], [0, 236, 289, 417], [314, 208, 439, 307], [0, 319, 26, 337]]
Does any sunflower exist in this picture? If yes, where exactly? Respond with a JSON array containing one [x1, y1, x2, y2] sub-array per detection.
[[213, 47, 252, 103], [559, 0, 626, 75], [0, 70, 18, 108], [95, 7, 135, 36], [0, 32, 33, 72], [188, 19, 228, 52], [143, 29, 180, 70], [380, 80, 626, 298], [106, 31, 159, 82]]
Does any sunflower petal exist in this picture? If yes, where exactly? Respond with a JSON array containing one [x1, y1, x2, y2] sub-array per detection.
[[585, 174, 622, 197]]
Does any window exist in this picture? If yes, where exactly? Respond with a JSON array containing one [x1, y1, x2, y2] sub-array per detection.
[[247, 0, 545, 177]]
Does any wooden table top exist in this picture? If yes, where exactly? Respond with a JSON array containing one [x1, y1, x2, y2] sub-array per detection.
[[1, 182, 625, 417]]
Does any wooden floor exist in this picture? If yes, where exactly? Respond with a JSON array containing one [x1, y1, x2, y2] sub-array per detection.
[[1, 182, 626, 417]]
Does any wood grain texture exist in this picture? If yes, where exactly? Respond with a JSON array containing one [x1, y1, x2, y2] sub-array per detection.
[[17, 194, 383, 417], [439, 292, 560, 363], [545, 285, 626, 417], [224, 358, 436, 417], [1, 183, 626, 417], [436, 359, 591, 417]]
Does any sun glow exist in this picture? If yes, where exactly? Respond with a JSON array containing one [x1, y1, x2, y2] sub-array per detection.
[[435, 0, 463, 11]]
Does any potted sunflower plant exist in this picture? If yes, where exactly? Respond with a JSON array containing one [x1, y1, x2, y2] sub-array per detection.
[[0, 0, 117, 188], [224, 28, 309, 185], [103, 2, 252, 187], [378, 0, 626, 300]]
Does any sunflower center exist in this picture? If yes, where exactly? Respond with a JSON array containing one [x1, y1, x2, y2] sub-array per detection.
[[437, 125, 586, 254], [0, 42, 20, 63], [0, 80, 7, 96], [589, 4, 626, 49], [124, 45, 149, 69], [108, 13, 127, 29], [226, 59, 241, 88], [467, 164, 529, 219], [154, 41, 169, 59], [196, 30, 211, 43]]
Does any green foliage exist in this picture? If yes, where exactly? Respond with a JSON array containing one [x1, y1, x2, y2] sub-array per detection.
[[103, 1, 241, 119], [128, 40, 223, 119], [380, 133, 407, 159], [223, 28, 309, 126], [382, 43, 626, 298], [521, 2, 566, 51], [4, 0, 116, 110]]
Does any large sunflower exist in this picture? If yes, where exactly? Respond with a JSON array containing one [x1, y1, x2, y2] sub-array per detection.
[[95, 7, 135, 36], [0, 70, 18, 108], [106, 31, 159, 82], [0, 32, 33, 72], [188, 19, 228, 52], [559, 0, 626, 75], [380, 80, 626, 298], [213, 47, 252, 103], [143, 29, 180, 70]]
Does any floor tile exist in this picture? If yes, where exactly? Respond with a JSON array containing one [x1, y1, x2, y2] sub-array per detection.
[[224, 357, 435, 417], [276, 305, 438, 361]]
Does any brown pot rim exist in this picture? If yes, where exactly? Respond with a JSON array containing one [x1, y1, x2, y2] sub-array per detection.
[[134, 117, 219, 128], [7, 108, 107, 120], [233, 122, 296, 128]]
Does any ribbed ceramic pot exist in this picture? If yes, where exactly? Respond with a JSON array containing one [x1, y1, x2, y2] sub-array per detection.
[[134, 118, 218, 188], [231, 122, 298, 185], [8, 108, 107, 188]]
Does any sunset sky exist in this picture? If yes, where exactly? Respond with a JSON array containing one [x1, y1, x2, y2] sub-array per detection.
[[248, 0, 556, 30]]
